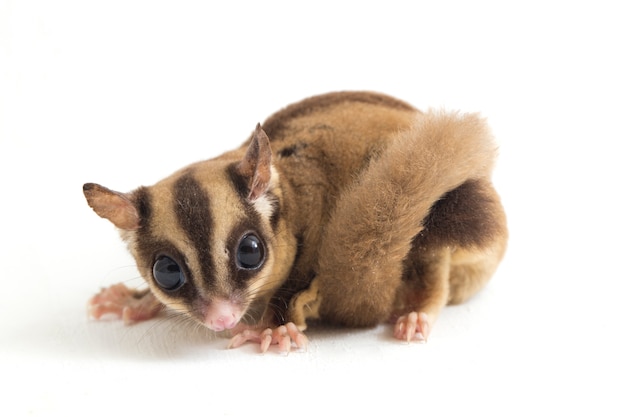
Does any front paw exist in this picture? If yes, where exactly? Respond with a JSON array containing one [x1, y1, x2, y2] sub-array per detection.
[[88, 283, 162, 324], [393, 312, 431, 343], [228, 322, 308, 354]]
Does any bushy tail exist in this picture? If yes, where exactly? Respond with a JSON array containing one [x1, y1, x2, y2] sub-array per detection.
[[315, 111, 498, 322], [376, 109, 496, 241]]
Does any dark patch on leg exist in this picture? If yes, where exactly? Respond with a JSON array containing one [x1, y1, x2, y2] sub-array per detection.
[[416, 179, 503, 249]]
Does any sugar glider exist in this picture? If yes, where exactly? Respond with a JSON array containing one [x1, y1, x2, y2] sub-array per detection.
[[83, 91, 507, 353]]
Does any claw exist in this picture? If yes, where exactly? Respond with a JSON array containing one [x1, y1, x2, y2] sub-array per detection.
[[405, 312, 418, 342], [260, 328, 273, 353], [276, 326, 291, 354], [419, 312, 430, 341], [285, 322, 308, 351], [228, 322, 308, 354], [394, 312, 430, 343], [393, 319, 405, 340], [227, 329, 257, 349]]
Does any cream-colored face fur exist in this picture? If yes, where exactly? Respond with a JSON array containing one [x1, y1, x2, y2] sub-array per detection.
[[122, 159, 293, 330], [84, 125, 297, 331]]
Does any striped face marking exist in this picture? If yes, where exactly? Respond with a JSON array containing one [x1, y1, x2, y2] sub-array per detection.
[[127, 164, 280, 330], [173, 173, 216, 291], [85, 126, 296, 331]]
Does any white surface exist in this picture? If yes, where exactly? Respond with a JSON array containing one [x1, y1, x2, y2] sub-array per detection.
[[1, 1, 625, 416]]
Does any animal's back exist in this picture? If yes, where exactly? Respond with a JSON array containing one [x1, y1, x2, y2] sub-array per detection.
[[258, 91, 420, 217], [252, 92, 423, 317]]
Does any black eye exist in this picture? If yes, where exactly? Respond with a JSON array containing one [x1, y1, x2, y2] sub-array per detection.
[[153, 256, 186, 291], [236, 234, 265, 270]]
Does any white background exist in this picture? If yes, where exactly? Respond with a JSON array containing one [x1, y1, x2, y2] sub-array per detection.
[[2, 1, 625, 415]]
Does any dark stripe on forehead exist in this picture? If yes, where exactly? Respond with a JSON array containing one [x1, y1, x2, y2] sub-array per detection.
[[226, 162, 280, 231], [132, 186, 152, 228], [132, 186, 159, 263], [224, 163, 274, 290], [131, 185, 154, 263], [226, 162, 249, 200], [132, 185, 198, 303], [174, 173, 216, 289]]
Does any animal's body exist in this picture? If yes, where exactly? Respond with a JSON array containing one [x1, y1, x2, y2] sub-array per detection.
[[84, 91, 507, 352]]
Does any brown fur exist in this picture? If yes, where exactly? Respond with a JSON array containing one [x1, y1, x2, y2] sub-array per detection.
[[287, 107, 506, 328], [83, 91, 507, 337]]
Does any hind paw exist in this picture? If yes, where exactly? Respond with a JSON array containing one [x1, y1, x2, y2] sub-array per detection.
[[393, 312, 431, 343]]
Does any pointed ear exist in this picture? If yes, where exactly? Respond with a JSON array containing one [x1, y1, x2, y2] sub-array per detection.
[[236, 124, 273, 201], [83, 183, 140, 231]]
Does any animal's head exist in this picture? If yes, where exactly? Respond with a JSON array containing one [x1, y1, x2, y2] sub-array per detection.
[[83, 125, 297, 331]]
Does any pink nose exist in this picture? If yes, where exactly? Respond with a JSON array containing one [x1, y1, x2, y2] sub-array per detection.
[[208, 315, 237, 332], [205, 299, 241, 332]]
